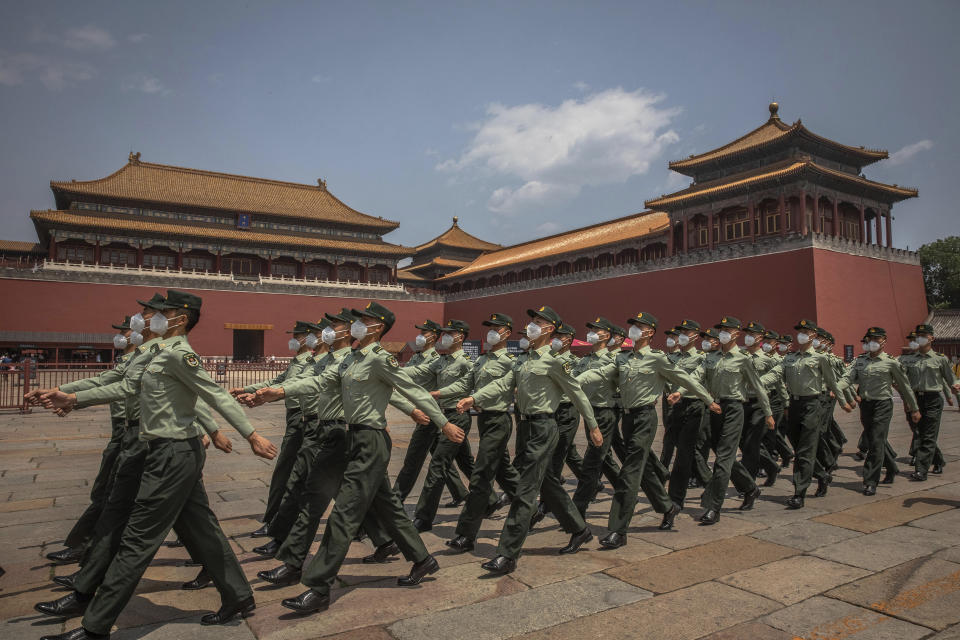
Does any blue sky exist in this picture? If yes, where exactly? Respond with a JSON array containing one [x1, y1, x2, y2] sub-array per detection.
[[0, 1, 955, 252]]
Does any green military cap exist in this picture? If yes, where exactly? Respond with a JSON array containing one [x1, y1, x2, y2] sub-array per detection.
[[915, 324, 935, 335], [610, 324, 627, 338], [556, 323, 576, 337], [286, 320, 316, 334], [699, 327, 720, 339], [527, 305, 562, 327], [715, 316, 741, 330], [482, 313, 513, 329], [325, 307, 355, 324], [779, 333, 793, 343], [794, 318, 817, 331], [136, 292, 167, 310], [815, 326, 828, 338], [627, 311, 658, 329], [744, 321, 765, 334], [763, 329, 779, 341], [441, 319, 470, 337], [414, 318, 442, 332], [824, 331, 835, 343], [678, 318, 701, 331], [585, 315, 614, 331], [314, 318, 332, 331], [905, 330, 917, 339], [664, 327, 679, 337], [112, 316, 132, 330], [352, 300, 396, 330], [865, 326, 886, 338], [161, 289, 202, 311]]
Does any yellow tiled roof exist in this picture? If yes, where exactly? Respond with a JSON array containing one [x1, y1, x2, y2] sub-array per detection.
[[30, 210, 410, 257], [396, 267, 430, 281], [646, 160, 917, 208], [404, 256, 472, 273], [439, 211, 669, 280], [413, 217, 501, 253], [50, 156, 399, 231], [0, 240, 42, 253]]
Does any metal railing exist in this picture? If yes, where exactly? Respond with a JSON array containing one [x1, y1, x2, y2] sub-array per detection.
[[1, 360, 290, 412]]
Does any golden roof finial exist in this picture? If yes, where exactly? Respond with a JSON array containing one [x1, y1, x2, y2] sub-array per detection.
[[769, 101, 780, 120], [452, 216, 459, 225]]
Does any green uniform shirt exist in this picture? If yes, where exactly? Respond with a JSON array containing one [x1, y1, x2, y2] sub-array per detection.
[[574, 348, 617, 407], [577, 345, 714, 408], [902, 350, 959, 393], [281, 342, 447, 430], [673, 348, 708, 396], [243, 351, 314, 409], [746, 348, 777, 399], [60, 352, 131, 394], [287, 346, 352, 419], [760, 348, 844, 402], [706, 345, 772, 417], [557, 350, 579, 403], [839, 352, 918, 411], [394, 349, 473, 413], [75, 338, 164, 422], [473, 344, 598, 429], [435, 347, 517, 412]]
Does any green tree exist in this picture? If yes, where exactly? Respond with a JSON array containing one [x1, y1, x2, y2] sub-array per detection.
[[919, 236, 960, 309]]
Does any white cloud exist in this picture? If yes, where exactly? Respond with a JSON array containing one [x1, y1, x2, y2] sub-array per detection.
[[123, 73, 171, 95], [127, 33, 149, 44], [424, 147, 439, 157], [63, 25, 116, 51], [0, 52, 95, 90], [887, 139, 933, 166], [573, 81, 589, 92], [439, 87, 681, 214]]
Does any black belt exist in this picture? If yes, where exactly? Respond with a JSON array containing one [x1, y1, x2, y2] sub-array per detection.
[[443, 408, 462, 416], [146, 435, 198, 450], [625, 404, 655, 414], [303, 413, 319, 421], [111, 417, 126, 427], [480, 409, 509, 416], [790, 394, 819, 401], [348, 423, 380, 432], [557, 402, 573, 409], [126, 419, 140, 429], [317, 419, 346, 427], [521, 413, 551, 421], [915, 391, 940, 398], [591, 405, 615, 412]]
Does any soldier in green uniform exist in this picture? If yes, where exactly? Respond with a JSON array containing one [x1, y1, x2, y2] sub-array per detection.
[[904, 324, 960, 480], [554, 324, 585, 484], [459, 306, 602, 574], [761, 320, 851, 507], [34, 316, 139, 565], [392, 319, 470, 505], [819, 330, 851, 475], [40, 291, 278, 640], [839, 327, 920, 495], [698, 317, 773, 524], [577, 312, 718, 542], [740, 321, 783, 485], [759, 330, 792, 479], [659, 326, 682, 468], [771, 332, 795, 469], [240, 320, 318, 538], [446, 313, 522, 553], [263, 302, 453, 614]]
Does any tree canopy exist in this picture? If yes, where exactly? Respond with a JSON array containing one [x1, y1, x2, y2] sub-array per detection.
[[919, 236, 960, 309]]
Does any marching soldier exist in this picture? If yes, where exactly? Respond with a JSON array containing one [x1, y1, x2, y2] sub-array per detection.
[[554, 323, 585, 484], [760, 330, 793, 477], [740, 321, 782, 484], [659, 326, 682, 468]]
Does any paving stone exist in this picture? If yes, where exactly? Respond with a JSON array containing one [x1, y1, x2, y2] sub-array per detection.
[[321, 626, 395, 640], [719, 555, 871, 604], [928, 624, 960, 639], [388, 572, 651, 640], [519, 581, 780, 640], [698, 621, 793, 640], [909, 506, 960, 533], [813, 491, 956, 532], [0, 497, 53, 513], [112, 618, 257, 639], [827, 556, 960, 631], [605, 535, 797, 593], [762, 595, 932, 639], [812, 525, 956, 571], [749, 519, 863, 551], [630, 511, 766, 550]]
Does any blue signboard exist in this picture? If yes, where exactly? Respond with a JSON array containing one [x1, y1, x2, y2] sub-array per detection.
[[236, 213, 251, 229]]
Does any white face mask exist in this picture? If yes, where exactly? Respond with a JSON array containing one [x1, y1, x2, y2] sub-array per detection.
[[743, 335, 756, 347], [550, 338, 563, 352], [665, 337, 677, 348], [149, 313, 170, 335], [526, 322, 542, 340], [628, 326, 644, 342], [908, 341, 919, 350], [129, 312, 145, 333], [607, 337, 618, 347], [288, 337, 301, 352], [797, 333, 811, 345], [414, 334, 427, 350], [585, 331, 600, 345], [486, 329, 502, 346], [718, 330, 733, 345], [701, 340, 713, 352], [811, 338, 822, 349], [518, 337, 530, 350], [917, 336, 930, 346], [677, 334, 690, 347], [439, 333, 455, 349], [113, 334, 128, 349], [778, 343, 788, 353], [305, 334, 319, 349], [762, 342, 773, 353], [861, 342, 870, 351], [350, 320, 368, 340], [867, 340, 882, 352], [322, 326, 338, 345]]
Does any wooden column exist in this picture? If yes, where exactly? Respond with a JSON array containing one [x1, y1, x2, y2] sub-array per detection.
[[176, 248, 183, 269], [799, 190, 808, 236], [708, 211, 715, 250], [833, 199, 840, 237], [297, 260, 305, 279], [136, 245, 144, 267], [667, 220, 674, 256], [812, 195, 821, 234], [48, 237, 57, 260], [885, 211, 892, 248], [94, 240, 102, 264], [874, 211, 883, 246], [748, 201, 755, 242], [362, 263, 369, 282], [858, 204, 866, 242], [215, 252, 222, 273], [266, 256, 272, 276], [331, 262, 339, 281], [778, 193, 786, 236], [682, 216, 689, 253]]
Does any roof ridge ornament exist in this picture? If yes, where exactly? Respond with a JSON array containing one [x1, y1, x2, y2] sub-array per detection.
[[128, 151, 141, 165], [452, 216, 459, 225], [768, 101, 780, 121], [317, 178, 327, 190]]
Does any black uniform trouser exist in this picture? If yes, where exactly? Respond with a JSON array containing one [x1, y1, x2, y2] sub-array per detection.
[[742, 399, 780, 479], [64, 419, 127, 549], [914, 393, 944, 474], [660, 395, 679, 468], [82, 438, 249, 635], [262, 407, 305, 523], [393, 423, 468, 502], [701, 400, 755, 512], [859, 430, 903, 472], [555, 403, 583, 481], [860, 399, 894, 486], [762, 399, 792, 464], [571, 407, 618, 516], [497, 414, 585, 560], [668, 399, 707, 506], [609, 405, 672, 534], [302, 427, 428, 595], [787, 396, 826, 496], [455, 412, 520, 540]]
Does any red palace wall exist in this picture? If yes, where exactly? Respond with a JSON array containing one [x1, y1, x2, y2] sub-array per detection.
[[443, 248, 928, 353], [0, 278, 443, 356]]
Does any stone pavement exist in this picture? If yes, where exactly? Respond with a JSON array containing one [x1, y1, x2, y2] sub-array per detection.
[[3, 400, 960, 639]]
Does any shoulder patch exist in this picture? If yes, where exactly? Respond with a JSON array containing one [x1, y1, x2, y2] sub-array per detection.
[[183, 353, 201, 368], [387, 355, 399, 367], [562, 360, 573, 375], [651, 348, 663, 354], [506, 352, 516, 359], [149, 343, 160, 353]]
